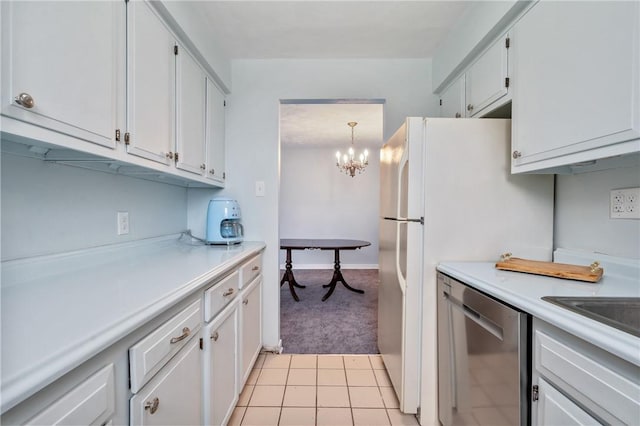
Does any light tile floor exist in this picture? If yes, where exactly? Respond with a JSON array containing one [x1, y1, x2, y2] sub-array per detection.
[[230, 354, 420, 426]]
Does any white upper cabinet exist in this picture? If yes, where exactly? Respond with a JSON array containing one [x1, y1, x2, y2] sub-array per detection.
[[206, 78, 226, 184], [465, 33, 510, 117], [176, 46, 206, 176], [1, 1, 122, 149], [126, 1, 175, 165], [511, 1, 640, 173], [439, 76, 465, 118]]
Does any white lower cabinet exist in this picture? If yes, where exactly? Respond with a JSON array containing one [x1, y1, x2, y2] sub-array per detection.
[[130, 338, 202, 425], [536, 378, 599, 425], [25, 365, 115, 426], [240, 276, 263, 386], [0, 250, 265, 426], [532, 319, 640, 425], [203, 301, 239, 426]]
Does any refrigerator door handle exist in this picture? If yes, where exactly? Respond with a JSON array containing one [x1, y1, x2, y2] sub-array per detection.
[[396, 221, 407, 294], [383, 216, 424, 225]]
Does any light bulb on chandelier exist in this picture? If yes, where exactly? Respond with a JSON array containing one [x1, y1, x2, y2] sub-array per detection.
[[335, 121, 369, 177]]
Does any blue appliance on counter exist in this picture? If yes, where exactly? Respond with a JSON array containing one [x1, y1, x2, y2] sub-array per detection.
[[206, 198, 244, 245]]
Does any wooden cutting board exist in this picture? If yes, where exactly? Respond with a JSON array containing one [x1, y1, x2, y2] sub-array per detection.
[[495, 256, 603, 283]]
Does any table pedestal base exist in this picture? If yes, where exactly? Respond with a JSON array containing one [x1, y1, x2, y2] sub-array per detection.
[[280, 248, 305, 301], [321, 249, 365, 301]]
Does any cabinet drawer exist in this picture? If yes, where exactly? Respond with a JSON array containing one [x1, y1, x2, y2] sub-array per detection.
[[535, 328, 640, 425], [204, 270, 239, 322], [130, 300, 201, 393], [26, 364, 115, 425], [240, 254, 262, 289], [130, 338, 202, 425]]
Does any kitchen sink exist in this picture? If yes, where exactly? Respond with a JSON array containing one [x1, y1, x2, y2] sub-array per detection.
[[542, 296, 640, 337]]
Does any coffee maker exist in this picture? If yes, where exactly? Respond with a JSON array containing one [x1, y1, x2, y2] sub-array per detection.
[[206, 198, 244, 245]]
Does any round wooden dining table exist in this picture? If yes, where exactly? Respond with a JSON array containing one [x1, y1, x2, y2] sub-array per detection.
[[279, 238, 371, 302]]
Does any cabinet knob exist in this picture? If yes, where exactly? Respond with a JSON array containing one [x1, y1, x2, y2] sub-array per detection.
[[14, 92, 35, 109], [223, 288, 235, 297], [166, 152, 174, 160], [467, 104, 474, 112], [243, 299, 249, 305], [211, 331, 219, 341], [252, 266, 259, 271], [200, 164, 206, 170], [144, 397, 160, 414], [512, 150, 522, 159], [209, 169, 215, 175], [169, 327, 190, 344], [455, 112, 461, 118]]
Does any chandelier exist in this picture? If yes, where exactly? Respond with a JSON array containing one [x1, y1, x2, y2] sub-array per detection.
[[335, 121, 369, 177]]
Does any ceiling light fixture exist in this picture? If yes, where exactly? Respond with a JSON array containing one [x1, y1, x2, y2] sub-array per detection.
[[335, 121, 368, 177]]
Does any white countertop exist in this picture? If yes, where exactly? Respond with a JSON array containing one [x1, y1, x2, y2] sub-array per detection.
[[437, 259, 640, 367], [1, 235, 265, 413]]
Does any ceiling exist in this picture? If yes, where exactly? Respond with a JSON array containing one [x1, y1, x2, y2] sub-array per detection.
[[280, 102, 384, 148], [192, 1, 471, 59]]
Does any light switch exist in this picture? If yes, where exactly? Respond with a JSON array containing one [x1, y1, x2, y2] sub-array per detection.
[[117, 211, 129, 235], [255, 181, 265, 197]]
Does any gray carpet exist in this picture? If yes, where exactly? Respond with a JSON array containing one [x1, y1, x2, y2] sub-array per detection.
[[280, 269, 379, 354]]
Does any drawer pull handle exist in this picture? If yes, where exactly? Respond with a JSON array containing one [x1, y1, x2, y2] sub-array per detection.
[[169, 327, 190, 344], [243, 299, 249, 305], [144, 397, 159, 414], [212, 331, 219, 341], [223, 288, 235, 297], [252, 266, 259, 271]]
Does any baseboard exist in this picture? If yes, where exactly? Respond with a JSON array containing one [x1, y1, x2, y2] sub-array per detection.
[[262, 339, 283, 354], [279, 263, 379, 270]]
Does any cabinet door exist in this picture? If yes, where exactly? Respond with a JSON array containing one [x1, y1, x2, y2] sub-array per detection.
[[439, 76, 465, 118], [1, 1, 121, 148], [240, 277, 262, 386], [176, 46, 206, 176], [535, 379, 599, 426], [465, 34, 509, 117], [203, 302, 238, 426], [130, 339, 202, 426], [206, 78, 226, 184], [512, 1, 640, 171], [26, 365, 115, 426], [126, 0, 174, 165]]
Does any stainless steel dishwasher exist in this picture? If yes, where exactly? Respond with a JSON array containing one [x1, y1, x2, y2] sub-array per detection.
[[437, 272, 530, 426]]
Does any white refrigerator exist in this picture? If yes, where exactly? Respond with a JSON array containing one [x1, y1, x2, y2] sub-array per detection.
[[378, 118, 554, 425]]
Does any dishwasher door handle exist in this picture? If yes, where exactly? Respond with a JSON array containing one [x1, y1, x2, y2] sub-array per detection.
[[444, 293, 504, 341]]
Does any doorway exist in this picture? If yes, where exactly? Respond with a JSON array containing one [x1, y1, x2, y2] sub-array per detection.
[[278, 99, 385, 354]]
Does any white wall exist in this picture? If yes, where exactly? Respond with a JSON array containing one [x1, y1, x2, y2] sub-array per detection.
[[1, 152, 187, 261], [555, 165, 640, 259], [279, 146, 380, 268], [187, 58, 436, 347]]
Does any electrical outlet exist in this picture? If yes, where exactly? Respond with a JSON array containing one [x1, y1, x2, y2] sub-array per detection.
[[610, 188, 640, 219], [117, 211, 129, 235]]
